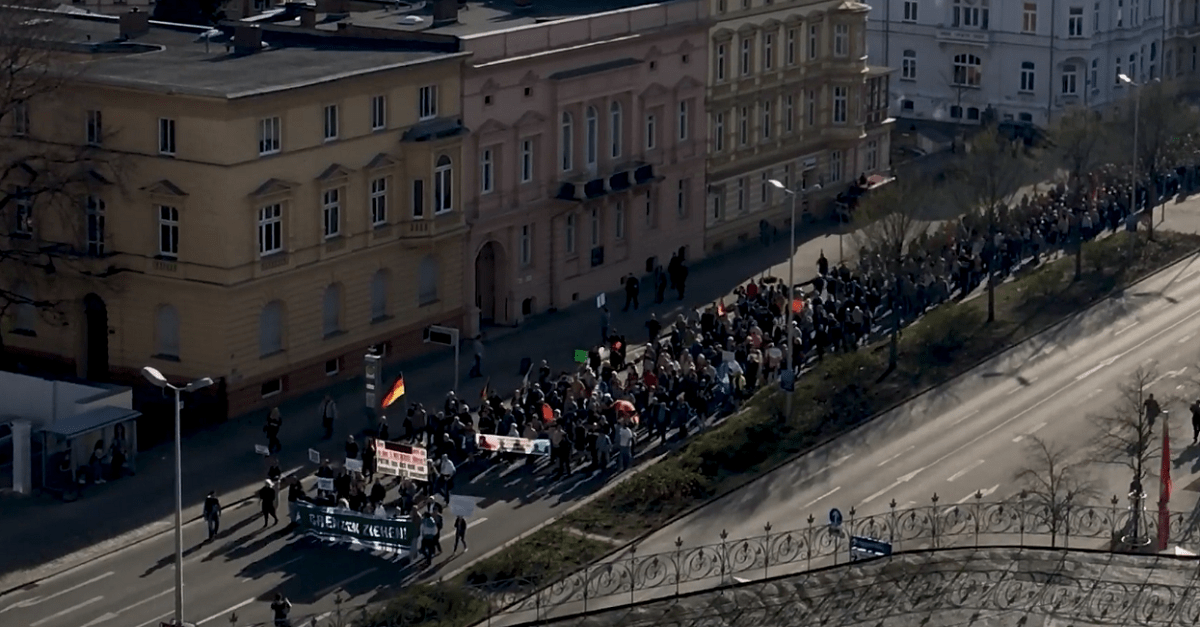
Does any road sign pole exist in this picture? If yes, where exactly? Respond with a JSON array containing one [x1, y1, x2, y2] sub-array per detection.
[[453, 340, 460, 395]]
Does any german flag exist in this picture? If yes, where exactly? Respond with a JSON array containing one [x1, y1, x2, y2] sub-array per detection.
[[480, 377, 490, 400], [382, 374, 406, 408]]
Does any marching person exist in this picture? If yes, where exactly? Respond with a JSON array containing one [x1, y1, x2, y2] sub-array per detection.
[[453, 515, 469, 553], [264, 407, 283, 454], [436, 454, 456, 500], [1144, 393, 1162, 427], [270, 593, 292, 627], [319, 394, 338, 440], [258, 479, 279, 528], [203, 490, 221, 540], [1191, 399, 1200, 445]]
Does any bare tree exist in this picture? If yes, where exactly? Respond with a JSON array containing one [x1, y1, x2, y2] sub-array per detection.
[[949, 125, 1032, 323], [852, 175, 931, 369], [1049, 107, 1114, 280], [1014, 435, 1098, 547], [1118, 81, 1200, 239], [0, 4, 121, 359]]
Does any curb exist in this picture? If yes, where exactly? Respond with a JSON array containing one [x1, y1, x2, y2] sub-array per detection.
[[478, 239, 1200, 621]]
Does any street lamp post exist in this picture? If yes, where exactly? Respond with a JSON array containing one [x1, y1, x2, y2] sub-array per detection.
[[141, 367, 214, 627], [1117, 74, 1159, 235], [769, 179, 820, 418]]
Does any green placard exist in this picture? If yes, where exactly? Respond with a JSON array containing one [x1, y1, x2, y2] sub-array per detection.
[[574, 349, 588, 363]]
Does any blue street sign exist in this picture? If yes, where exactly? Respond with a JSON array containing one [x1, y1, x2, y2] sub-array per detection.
[[780, 369, 796, 392], [829, 508, 843, 528], [849, 535, 893, 562]]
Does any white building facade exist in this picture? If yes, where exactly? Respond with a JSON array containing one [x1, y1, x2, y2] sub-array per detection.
[[867, 0, 1166, 126]]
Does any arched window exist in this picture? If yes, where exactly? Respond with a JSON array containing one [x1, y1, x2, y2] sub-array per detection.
[[322, 284, 342, 337], [585, 106, 598, 166], [11, 282, 34, 335], [259, 300, 283, 356], [560, 112, 573, 171], [418, 256, 439, 305], [434, 155, 453, 215], [952, 53, 982, 86], [370, 269, 389, 321], [154, 304, 180, 359], [610, 101, 622, 159]]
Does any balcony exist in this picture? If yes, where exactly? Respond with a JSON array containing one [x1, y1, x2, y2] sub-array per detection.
[[398, 211, 466, 245], [936, 29, 990, 47], [556, 164, 659, 202]]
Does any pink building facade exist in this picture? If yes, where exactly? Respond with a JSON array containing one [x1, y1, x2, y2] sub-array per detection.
[[460, 2, 710, 334]]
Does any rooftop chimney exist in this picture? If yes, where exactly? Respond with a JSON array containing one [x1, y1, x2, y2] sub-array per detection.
[[298, 5, 316, 28], [118, 8, 150, 39], [233, 24, 263, 55], [431, 0, 459, 26]]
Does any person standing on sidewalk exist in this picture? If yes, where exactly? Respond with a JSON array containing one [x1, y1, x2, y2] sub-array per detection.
[[203, 490, 221, 540], [453, 515, 468, 553], [258, 480, 279, 528], [622, 274, 640, 311], [616, 422, 633, 471], [265, 407, 283, 454], [319, 394, 338, 440]]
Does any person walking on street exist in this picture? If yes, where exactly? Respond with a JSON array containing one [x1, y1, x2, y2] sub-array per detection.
[[258, 479, 279, 528], [645, 314, 662, 344], [270, 593, 292, 627], [203, 490, 221, 540], [817, 250, 829, 276], [345, 435, 359, 460], [453, 515, 468, 553], [320, 394, 338, 440], [1191, 399, 1200, 444], [264, 407, 283, 454], [1145, 393, 1162, 427], [469, 335, 485, 378], [616, 423, 634, 471], [623, 274, 640, 311], [436, 454, 456, 500]]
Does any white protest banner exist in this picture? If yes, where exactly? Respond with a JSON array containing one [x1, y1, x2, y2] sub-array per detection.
[[345, 458, 363, 473], [596, 293, 606, 308], [289, 500, 416, 555], [254, 444, 270, 456], [449, 494, 477, 518], [475, 434, 551, 456], [308, 448, 321, 464], [373, 439, 429, 482], [316, 477, 335, 492]]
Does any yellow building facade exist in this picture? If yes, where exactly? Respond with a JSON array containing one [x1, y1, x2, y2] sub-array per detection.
[[0, 13, 469, 415]]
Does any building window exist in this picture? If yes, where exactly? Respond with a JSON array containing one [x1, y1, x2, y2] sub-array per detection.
[[158, 118, 176, 155], [322, 105, 338, 141], [786, 28, 797, 65], [953, 53, 982, 86], [902, 49, 917, 80], [678, 100, 689, 141], [903, 0, 918, 21], [1093, 1, 1100, 31], [644, 191, 654, 227], [585, 106, 598, 166], [1020, 61, 1036, 92], [370, 177, 388, 226], [322, 188, 341, 239], [865, 140, 878, 171], [712, 193, 723, 222], [418, 85, 438, 120], [411, 179, 425, 219], [1117, 0, 1123, 27], [481, 149, 494, 194], [784, 95, 795, 132], [157, 205, 179, 258], [370, 95, 386, 131], [740, 36, 752, 75], [155, 304, 180, 359], [258, 117, 281, 156], [738, 106, 749, 145], [434, 155, 453, 214], [519, 224, 532, 266], [590, 207, 600, 247], [565, 213, 576, 254], [259, 301, 283, 356], [762, 32, 774, 70], [520, 139, 534, 183], [737, 177, 745, 213], [561, 112, 573, 171], [762, 100, 772, 138], [829, 150, 843, 183], [901, 98, 914, 111], [645, 113, 657, 150], [714, 112, 725, 152], [258, 203, 282, 256], [1062, 64, 1079, 94], [716, 43, 727, 81], [952, 0, 989, 29], [806, 90, 816, 126], [86, 110, 102, 146], [1115, 57, 1123, 84], [834, 24, 849, 57], [760, 172, 769, 204], [1068, 6, 1084, 37], [614, 201, 625, 240], [677, 179, 687, 217], [86, 195, 105, 256], [369, 266, 388, 319], [1022, 2, 1038, 32], [950, 105, 963, 118], [418, 255, 438, 305], [13, 195, 31, 237], [1091, 58, 1098, 89], [610, 101, 622, 158], [12, 101, 28, 136], [808, 24, 819, 60], [833, 86, 847, 124], [967, 106, 980, 120], [322, 283, 342, 336]]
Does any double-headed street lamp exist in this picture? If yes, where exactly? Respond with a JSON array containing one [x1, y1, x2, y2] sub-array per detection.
[[141, 366, 214, 627], [768, 179, 820, 418]]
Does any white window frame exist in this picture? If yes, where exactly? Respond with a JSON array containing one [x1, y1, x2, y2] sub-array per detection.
[[322, 105, 338, 141], [585, 106, 598, 167], [158, 117, 176, 155], [830, 150, 843, 183], [614, 201, 625, 240], [903, 0, 918, 22], [786, 28, 797, 65], [258, 116, 281, 156], [677, 179, 687, 217], [953, 53, 983, 87], [678, 100, 689, 141], [737, 177, 745, 213], [86, 195, 105, 256], [865, 139, 878, 171], [1061, 64, 1079, 94], [418, 85, 438, 120], [714, 112, 725, 152], [370, 177, 388, 226], [434, 156, 453, 215], [86, 109, 102, 146], [808, 24, 819, 60], [902, 49, 918, 80], [481, 148, 494, 194], [1068, 6, 1084, 37], [739, 106, 749, 146], [565, 213, 576, 254], [520, 139, 534, 183], [561, 112, 573, 171], [610, 101, 622, 159], [519, 224, 532, 266], [784, 95, 794, 133], [322, 188, 341, 239], [762, 32, 774, 71], [370, 95, 386, 131], [257, 203, 283, 257], [833, 86, 847, 124], [952, 0, 989, 29], [740, 36, 752, 76], [14, 195, 32, 236], [1022, 2, 1038, 33], [590, 207, 600, 247], [157, 204, 179, 258], [833, 24, 849, 57], [716, 43, 727, 81], [761, 99, 772, 138], [645, 113, 657, 150], [1020, 61, 1036, 92], [806, 90, 816, 126]]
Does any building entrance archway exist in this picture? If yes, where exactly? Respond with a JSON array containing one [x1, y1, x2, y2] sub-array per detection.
[[475, 242, 502, 326], [82, 293, 109, 381]]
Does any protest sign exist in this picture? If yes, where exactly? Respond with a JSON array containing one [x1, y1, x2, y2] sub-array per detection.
[[596, 293, 606, 308], [254, 444, 269, 456], [475, 434, 550, 456], [316, 477, 334, 492], [345, 458, 363, 473], [308, 448, 321, 464], [289, 499, 417, 554], [449, 495, 477, 518], [574, 349, 588, 363], [373, 439, 429, 482]]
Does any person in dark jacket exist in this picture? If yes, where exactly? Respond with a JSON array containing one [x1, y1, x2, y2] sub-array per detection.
[[203, 491, 221, 539], [258, 480, 278, 528]]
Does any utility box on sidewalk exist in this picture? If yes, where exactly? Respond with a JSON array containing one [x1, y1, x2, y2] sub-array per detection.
[[364, 350, 383, 414]]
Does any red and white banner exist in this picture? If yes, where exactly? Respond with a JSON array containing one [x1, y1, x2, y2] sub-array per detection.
[[476, 434, 550, 456], [373, 440, 428, 482]]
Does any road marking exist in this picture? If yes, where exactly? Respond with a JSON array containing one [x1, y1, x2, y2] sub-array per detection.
[[1151, 367, 1189, 387], [947, 459, 986, 482], [1075, 363, 1106, 381], [956, 484, 1001, 504], [315, 567, 379, 598], [803, 487, 841, 509], [1014, 422, 1047, 443], [948, 409, 980, 427], [132, 612, 171, 627], [1184, 267, 1200, 279], [440, 517, 488, 543], [877, 446, 914, 467], [0, 572, 114, 613], [80, 588, 174, 627], [1084, 388, 1104, 400], [1143, 358, 1158, 366], [830, 453, 854, 468], [1180, 334, 1195, 344], [862, 480, 902, 505], [196, 598, 256, 626], [29, 596, 103, 627], [1115, 321, 1141, 336]]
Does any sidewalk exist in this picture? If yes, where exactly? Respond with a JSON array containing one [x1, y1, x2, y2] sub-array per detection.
[[0, 220, 852, 592]]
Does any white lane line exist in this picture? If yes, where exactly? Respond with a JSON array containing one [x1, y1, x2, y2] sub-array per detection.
[[862, 480, 903, 505], [80, 588, 174, 627], [196, 598, 256, 626], [1115, 321, 1141, 336], [1084, 388, 1104, 401], [29, 596, 103, 627], [877, 446, 914, 467], [1184, 267, 1200, 279], [948, 409, 980, 427], [440, 517, 488, 543], [803, 487, 841, 509], [1180, 333, 1195, 344], [1151, 367, 1189, 387], [947, 459, 986, 482], [314, 567, 380, 599], [1014, 422, 1047, 443], [830, 453, 854, 468], [1075, 363, 1105, 381], [0, 572, 115, 614], [956, 484, 1001, 504]]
